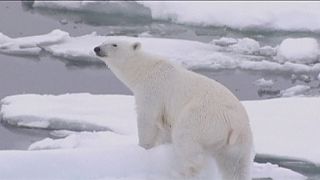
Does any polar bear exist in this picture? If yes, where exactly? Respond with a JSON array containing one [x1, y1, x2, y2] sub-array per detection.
[[94, 39, 254, 180]]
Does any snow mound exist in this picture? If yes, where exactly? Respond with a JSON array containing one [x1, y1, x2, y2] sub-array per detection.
[[1, 94, 320, 164], [280, 85, 311, 97], [276, 38, 320, 64], [0, 94, 137, 134]]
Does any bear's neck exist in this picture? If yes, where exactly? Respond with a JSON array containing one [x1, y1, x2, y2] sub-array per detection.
[[107, 52, 162, 92]]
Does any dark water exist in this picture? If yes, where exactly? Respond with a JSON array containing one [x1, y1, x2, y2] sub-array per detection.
[[0, 1, 319, 179]]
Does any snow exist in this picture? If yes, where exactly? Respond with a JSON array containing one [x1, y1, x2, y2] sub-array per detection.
[[1, 93, 320, 165], [276, 38, 320, 64], [280, 85, 311, 97], [254, 78, 274, 88]]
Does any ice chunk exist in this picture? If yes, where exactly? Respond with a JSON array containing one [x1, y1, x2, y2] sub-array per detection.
[[0, 29, 69, 56], [254, 78, 274, 88], [276, 38, 320, 64], [211, 37, 238, 46], [280, 85, 311, 97], [230, 38, 260, 55], [259, 46, 277, 56]]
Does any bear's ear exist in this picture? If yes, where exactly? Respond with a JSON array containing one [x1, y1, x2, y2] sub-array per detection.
[[132, 42, 141, 51]]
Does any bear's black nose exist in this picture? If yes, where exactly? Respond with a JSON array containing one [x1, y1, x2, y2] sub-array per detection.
[[94, 46, 100, 53]]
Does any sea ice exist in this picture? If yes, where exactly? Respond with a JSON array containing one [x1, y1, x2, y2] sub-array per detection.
[[1, 94, 319, 164]]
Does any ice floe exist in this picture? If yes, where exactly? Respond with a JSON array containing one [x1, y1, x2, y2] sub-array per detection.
[[0, 29, 68, 56], [0, 94, 136, 134], [1, 93, 319, 164]]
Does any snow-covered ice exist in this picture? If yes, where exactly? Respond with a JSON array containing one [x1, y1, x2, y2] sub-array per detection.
[[0, 94, 136, 134], [1, 30, 320, 73], [276, 38, 320, 64], [280, 85, 311, 97], [1, 94, 320, 165]]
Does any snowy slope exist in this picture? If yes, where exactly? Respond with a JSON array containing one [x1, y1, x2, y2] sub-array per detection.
[[1, 94, 319, 165]]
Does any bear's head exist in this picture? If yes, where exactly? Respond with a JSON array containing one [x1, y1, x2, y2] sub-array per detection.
[[94, 40, 141, 65]]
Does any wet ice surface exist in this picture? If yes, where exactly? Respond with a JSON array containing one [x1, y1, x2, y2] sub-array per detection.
[[0, 1, 320, 179]]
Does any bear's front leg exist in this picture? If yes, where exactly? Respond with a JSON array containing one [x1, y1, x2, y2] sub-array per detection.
[[136, 110, 161, 149]]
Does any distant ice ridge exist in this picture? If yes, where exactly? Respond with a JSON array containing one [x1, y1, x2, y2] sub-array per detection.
[[1, 93, 320, 165], [31, 1, 320, 32], [0, 30, 320, 73]]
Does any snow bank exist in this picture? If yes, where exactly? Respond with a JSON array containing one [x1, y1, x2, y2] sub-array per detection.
[[0, 94, 137, 134], [276, 38, 320, 64], [1, 94, 320, 164], [1, 30, 320, 73]]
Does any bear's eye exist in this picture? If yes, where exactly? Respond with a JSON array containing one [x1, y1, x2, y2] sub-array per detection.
[[112, 44, 117, 47]]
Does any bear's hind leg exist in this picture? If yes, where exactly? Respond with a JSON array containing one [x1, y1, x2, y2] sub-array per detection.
[[215, 145, 253, 180], [172, 128, 208, 178]]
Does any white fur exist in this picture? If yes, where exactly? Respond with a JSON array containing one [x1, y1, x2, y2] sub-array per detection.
[[95, 40, 254, 180]]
